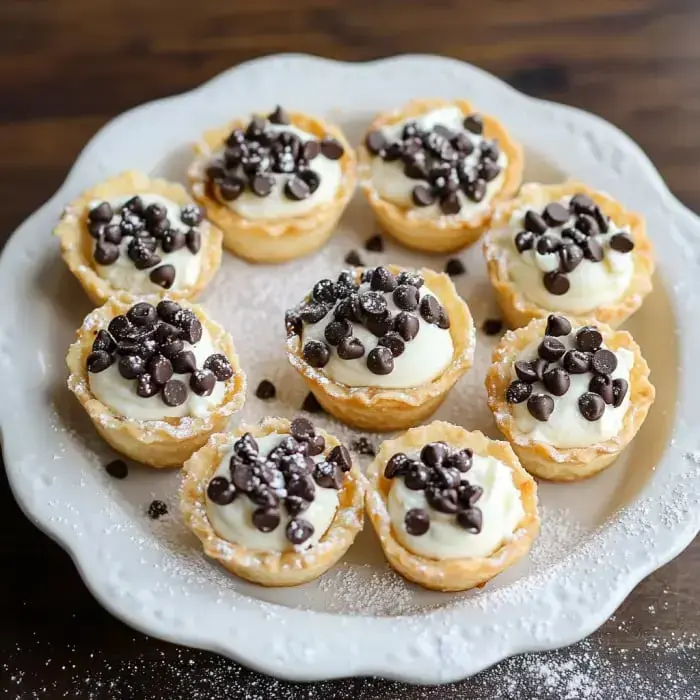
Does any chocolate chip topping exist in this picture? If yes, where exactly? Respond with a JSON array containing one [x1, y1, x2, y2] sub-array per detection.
[[514, 193, 634, 295], [204, 110, 343, 205], [289, 267, 448, 379], [385, 442, 484, 536], [206, 423, 350, 544], [86, 300, 233, 409], [105, 459, 128, 480], [365, 234, 384, 252], [147, 500, 168, 520], [482, 318, 503, 336], [344, 250, 364, 267], [506, 315, 629, 424], [445, 258, 466, 277]]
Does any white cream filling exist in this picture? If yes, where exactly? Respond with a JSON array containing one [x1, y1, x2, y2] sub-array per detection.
[[92, 193, 203, 294], [511, 333, 634, 448], [370, 106, 507, 222], [388, 449, 525, 560], [206, 433, 339, 552], [301, 282, 454, 389], [499, 195, 634, 314], [214, 123, 342, 221], [89, 326, 226, 421]]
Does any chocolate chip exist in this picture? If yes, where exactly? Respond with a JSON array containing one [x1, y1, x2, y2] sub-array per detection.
[[419, 295, 442, 324], [524, 210, 548, 235], [562, 350, 591, 374], [94, 241, 119, 265], [351, 437, 375, 457], [412, 185, 435, 207], [159, 338, 185, 359], [303, 340, 331, 368], [300, 392, 322, 414], [365, 130, 388, 155], [482, 318, 503, 336], [300, 301, 329, 325], [365, 234, 384, 252], [456, 507, 482, 533], [506, 380, 532, 404], [457, 482, 482, 508], [150, 265, 176, 289], [161, 379, 187, 407], [103, 225, 123, 245], [445, 258, 466, 277], [479, 160, 501, 182], [610, 233, 635, 253], [385, 453, 410, 479], [394, 312, 420, 341], [538, 336, 566, 362], [159, 231, 184, 254], [148, 354, 174, 385], [378, 331, 405, 358], [543, 367, 570, 396], [336, 336, 364, 360], [544, 315, 570, 338], [126, 302, 157, 328], [426, 486, 459, 514], [612, 378, 628, 407], [464, 179, 487, 203], [514, 360, 538, 383], [367, 346, 394, 375], [370, 266, 397, 293], [543, 271, 570, 296], [404, 508, 430, 536], [248, 506, 279, 533], [320, 137, 344, 160], [559, 243, 584, 273], [579, 392, 605, 421], [591, 348, 618, 375], [284, 176, 311, 201], [393, 284, 419, 311], [589, 374, 614, 404], [327, 444, 352, 472], [250, 174, 274, 197], [396, 271, 424, 288], [105, 459, 128, 479], [136, 374, 159, 398], [575, 326, 603, 352], [527, 393, 555, 421], [534, 358, 549, 381], [144, 203, 166, 225], [543, 202, 570, 226], [440, 193, 462, 215], [168, 350, 194, 375], [183, 229, 201, 255], [89, 201, 113, 223], [180, 203, 203, 227], [265, 104, 289, 125], [147, 500, 168, 520], [190, 369, 216, 396], [582, 237, 604, 262], [175, 311, 203, 344], [576, 213, 599, 237], [570, 193, 596, 214], [231, 461, 256, 492], [286, 518, 314, 545], [344, 250, 364, 267], [593, 207, 609, 234], [219, 178, 245, 201], [118, 355, 146, 380], [122, 196, 144, 216], [321, 320, 348, 347], [207, 476, 237, 505], [92, 330, 116, 354], [561, 227, 587, 246], [203, 354, 234, 381], [120, 212, 145, 237], [404, 462, 430, 490], [447, 448, 474, 473], [359, 290, 387, 316], [515, 231, 536, 253], [462, 114, 483, 135], [420, 442, 447, 467], [536, 235, 559, 256], [313, 461, 343, 489]]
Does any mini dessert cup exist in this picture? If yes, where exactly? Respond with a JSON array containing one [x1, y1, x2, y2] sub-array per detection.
[[188, 106, 356, 263], [358, 98, 523, 253], [365, 421, 539, 592], [54, 170, 223, 305], [66, 295, 246, 468], [181, 416, 366, 587]]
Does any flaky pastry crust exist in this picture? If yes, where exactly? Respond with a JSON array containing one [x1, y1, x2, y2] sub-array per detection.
[[66, 295, 246, 468], [357, 98, 523, 254], [485, 316, 655, 481], [188, 111, 356, 263], [180, 417, 366, 586], [54, 170, 223, 306], [285, 266, 475, 432], [483, 181, 655, 329], [365, 421, 539, 592]]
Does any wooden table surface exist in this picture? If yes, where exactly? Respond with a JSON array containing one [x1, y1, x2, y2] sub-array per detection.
[[1, 1, 698, 698]]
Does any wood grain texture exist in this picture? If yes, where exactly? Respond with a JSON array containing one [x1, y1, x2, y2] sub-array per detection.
[[0, 0, 698, 697]]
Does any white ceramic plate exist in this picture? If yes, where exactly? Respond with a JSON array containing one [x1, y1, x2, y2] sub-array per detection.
[[1, 54, 699, 684]]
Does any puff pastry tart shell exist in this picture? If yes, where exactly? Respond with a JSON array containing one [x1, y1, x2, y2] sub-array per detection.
[[357, 98, 523, 254], [365, 421, 539, 592], [180, 417, 366, 587], [188, 111, 356, 263], [54, 170, 223, 306], [485, 316, 655, 481], [483, 181, 655, 329], [66, 295, 246, 468], [285, 266, 475, 432]]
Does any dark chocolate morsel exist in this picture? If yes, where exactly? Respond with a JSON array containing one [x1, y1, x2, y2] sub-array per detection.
[[462, 114, 483, 134], [118, 355, 146, 380], [412, 185, 435, 207], [255, 379, 276, 400], [107, 315, 132, 340], [253, 507, 281, 533], [87, 350, 113, 373], [359, 290, 387, 316], [506, 380, 532, 404], [156, 300, 181, 321], [370, 266, 397, 293], [377, 331, 405, 358], [545, 315, 572, 337], [365, 130, 387, 155], [612, 378, 629, 408], [365, 234, 384, 252], [543, 202, 570, 226], [161, 379, 188, 407], [180, 203, 203, 227], [105, 459, 128, 480], [404, 508, 430, 536], [482, 318, 503, 336], [538, 336, 566, 362], [148, 354, 174, 385], [327, 444, 352, 472], [570, 193, 596, 214], [575, 326, 603, 352], [190, 368, 217, 396], [582, 237, 604, 262], [543, 271, 570, 296], [559, 243, 584, 273], [393, 284, 420, 311], [136, 373, 159, 398], [384, 453, 410, 479], [515, 231, 535, 253], [324, 320, 352, 346], [394, 312, 420, 341], [578, 392, 605, 421], [320, 138, 344, 160], [89, 201, 113, 223], [303, 340, 331, 368], [610, 233, 635, 253], [514, 360, 538, 383], [171, 350, 196, 375], [337, 336, 365, 360], [524, 210, 548, 235], [127, 302, 157, 327], [207, 476, 237, 505], [366, 346, 394, 375], [589, 374, 614, 405], [286, 518, 314, 545], [94, 241, 120, 265], [591, 348, 618, 375], [344, 250, 364, 267], [445, 258, 466, 277], [203, 354, 234, 381], [562, 349, 591, 374], [92, 329, 116, 354], [456, 507, 482, 534], [543, 367, 571, 396], [527, 393, 555, 421], [419, 295, 442, 324], [420, 442, 447, 467], [147, 500, 168, 520], [149, 265, 176, 289]]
